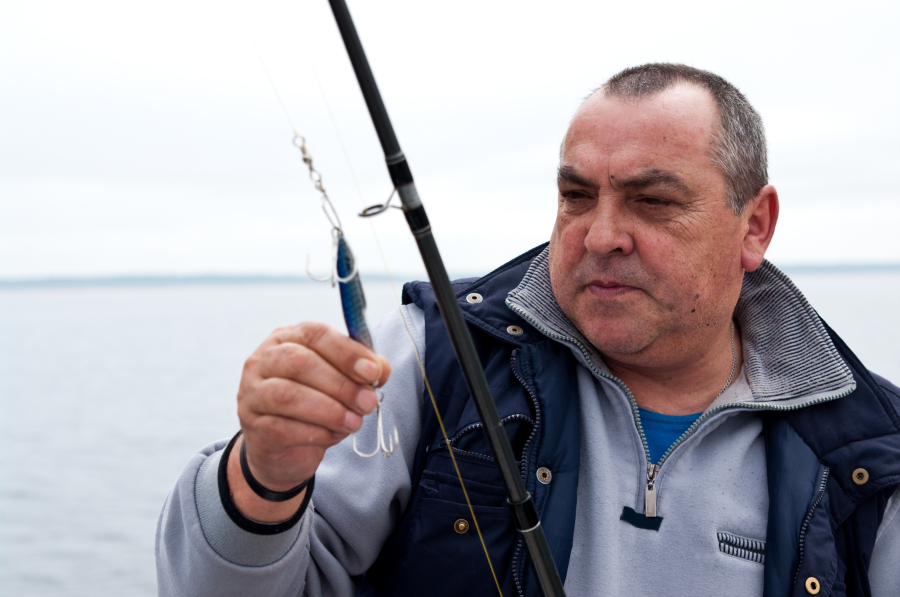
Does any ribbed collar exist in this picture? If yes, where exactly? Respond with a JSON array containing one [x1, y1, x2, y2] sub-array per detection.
[[506, 247, 856, 407]]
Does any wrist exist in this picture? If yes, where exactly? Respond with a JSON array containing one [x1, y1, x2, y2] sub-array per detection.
[[239, 438, 313, 501], [220, 432, 313, 529]]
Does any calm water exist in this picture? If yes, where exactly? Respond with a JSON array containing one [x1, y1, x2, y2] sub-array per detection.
[[1, 271, 898, 596]]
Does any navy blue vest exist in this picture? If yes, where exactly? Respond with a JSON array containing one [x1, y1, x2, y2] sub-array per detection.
[[360, 245, 900, 597]]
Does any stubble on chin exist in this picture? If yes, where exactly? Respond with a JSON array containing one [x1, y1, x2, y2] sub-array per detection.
[[575, 300, 662, 358]]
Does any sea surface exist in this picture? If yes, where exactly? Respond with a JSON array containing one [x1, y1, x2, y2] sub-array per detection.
[[1, 269, 898, 596]]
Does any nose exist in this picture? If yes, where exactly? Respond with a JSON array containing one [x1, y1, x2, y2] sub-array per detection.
[[583, 199, 634, 256]]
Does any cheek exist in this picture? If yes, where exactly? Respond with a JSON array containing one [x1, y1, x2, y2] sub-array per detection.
[[549, 216, 588, 297], [550, 215, 589, 264], [663, 236, 743, 316], [631, 222, 733, 311], [631, 228, 690, 292]]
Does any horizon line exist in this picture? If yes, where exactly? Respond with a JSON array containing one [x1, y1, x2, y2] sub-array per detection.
[[1, 263, 898, 289], [0, 272, 432, 289]]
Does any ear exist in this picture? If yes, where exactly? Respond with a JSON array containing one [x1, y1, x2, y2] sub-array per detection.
[[740, 185, 779, 272]]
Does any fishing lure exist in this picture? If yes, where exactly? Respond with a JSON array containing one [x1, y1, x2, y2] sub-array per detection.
[[296, 134, 398, 458]]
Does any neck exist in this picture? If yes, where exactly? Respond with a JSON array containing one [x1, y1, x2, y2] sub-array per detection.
[[603, 322, 743, 416]]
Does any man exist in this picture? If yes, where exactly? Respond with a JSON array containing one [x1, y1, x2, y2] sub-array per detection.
[[156, 64, 900, 596]]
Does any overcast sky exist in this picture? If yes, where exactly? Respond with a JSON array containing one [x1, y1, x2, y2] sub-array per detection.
[[1, 0, 898, 279]]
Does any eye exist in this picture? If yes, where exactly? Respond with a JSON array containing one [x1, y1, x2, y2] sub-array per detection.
[[637, 196, 671, 208], [559, 189, 595, 213], [560, 189, 594, 203]]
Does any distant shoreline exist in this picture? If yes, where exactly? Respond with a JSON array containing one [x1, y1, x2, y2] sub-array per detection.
[[1, 264, 898, 289], [0, 273, 427, 289]]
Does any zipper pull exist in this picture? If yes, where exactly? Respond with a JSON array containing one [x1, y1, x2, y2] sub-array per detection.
[[645, 464, 660, 518]]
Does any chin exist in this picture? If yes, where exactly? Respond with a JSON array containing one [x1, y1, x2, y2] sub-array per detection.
[[582, 323, 655, 357]]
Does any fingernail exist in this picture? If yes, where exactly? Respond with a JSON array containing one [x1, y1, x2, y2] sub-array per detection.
[[356, 389, 378, 414], [344, 411, 363, 432], [354, 358, 379, 381]]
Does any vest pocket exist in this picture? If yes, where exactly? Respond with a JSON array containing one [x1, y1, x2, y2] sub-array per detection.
[[400, 495, 515, 592], [717, 531, 765, 564], [378, 471, 515, 596], [366, 450, 517, 596], [418, 469, 510, 508]]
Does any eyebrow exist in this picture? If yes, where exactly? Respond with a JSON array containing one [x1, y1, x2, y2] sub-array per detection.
[[557, 165, 691, 195], [557, 165, 596, 188], [618, 169, 691, 195]]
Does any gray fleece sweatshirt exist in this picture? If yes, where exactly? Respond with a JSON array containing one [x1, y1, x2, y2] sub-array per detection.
[[156, 259, 900, 596]]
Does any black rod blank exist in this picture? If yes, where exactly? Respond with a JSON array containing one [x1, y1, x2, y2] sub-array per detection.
[[325, 2, 566, 596]]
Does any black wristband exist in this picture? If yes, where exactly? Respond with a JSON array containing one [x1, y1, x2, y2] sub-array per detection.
[[217, 431, 314, 535], [239, 437, 314, 502]]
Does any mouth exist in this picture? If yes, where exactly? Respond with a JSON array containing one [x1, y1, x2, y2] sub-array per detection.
[[586, 281, 639, 299]]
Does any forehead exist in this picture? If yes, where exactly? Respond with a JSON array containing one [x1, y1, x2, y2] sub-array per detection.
[[562, 84, 719, 175]]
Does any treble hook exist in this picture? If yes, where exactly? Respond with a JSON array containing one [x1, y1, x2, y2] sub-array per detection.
[[306, 228, 359, 285], [352, 391, 400, 457]]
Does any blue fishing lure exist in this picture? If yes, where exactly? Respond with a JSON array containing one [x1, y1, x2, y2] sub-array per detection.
[[335, 233, 374, 350], [313, 230, 397, 458]]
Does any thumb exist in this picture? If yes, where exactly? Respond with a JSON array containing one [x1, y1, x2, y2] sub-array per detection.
[[376, 354, 392, 388]]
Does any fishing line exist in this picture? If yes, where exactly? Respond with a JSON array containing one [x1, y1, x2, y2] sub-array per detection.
[[249, 38, 301, 138], [251, 31, 504, 597], [310, 59, 505, 597]]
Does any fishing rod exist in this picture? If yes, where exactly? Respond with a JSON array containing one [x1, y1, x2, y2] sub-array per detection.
[[325, 2, 566, 596]]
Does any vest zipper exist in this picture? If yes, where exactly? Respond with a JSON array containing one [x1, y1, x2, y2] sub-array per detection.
[[509, 351, 543, 597], [424, 415, 534, 461], [793, 467, 830, 587], [510, 353, 541, 476], [505, 301, 854, 519]]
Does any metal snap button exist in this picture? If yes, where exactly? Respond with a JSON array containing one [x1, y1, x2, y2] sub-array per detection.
[[852, 468, 869, 485], [466, 293, 483, 304], [507, 325, 523, 335], [454, 519, 469, 534], [536, 467, 552, 484], [805, 577, 820, 595]]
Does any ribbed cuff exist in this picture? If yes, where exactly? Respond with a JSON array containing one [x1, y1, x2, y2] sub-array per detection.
[[217, 431, 314, 535]]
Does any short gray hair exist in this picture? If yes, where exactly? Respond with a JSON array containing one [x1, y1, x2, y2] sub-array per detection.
[[598, 63, 767, 214]]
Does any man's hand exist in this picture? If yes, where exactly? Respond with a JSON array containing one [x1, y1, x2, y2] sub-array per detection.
[[227, 322, 391, 522]]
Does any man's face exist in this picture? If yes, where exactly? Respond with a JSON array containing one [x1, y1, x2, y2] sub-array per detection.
[[549, 84, 747, 368]]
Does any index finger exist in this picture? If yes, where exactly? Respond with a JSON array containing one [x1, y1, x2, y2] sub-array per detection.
[[269, 322, 391, 387]]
